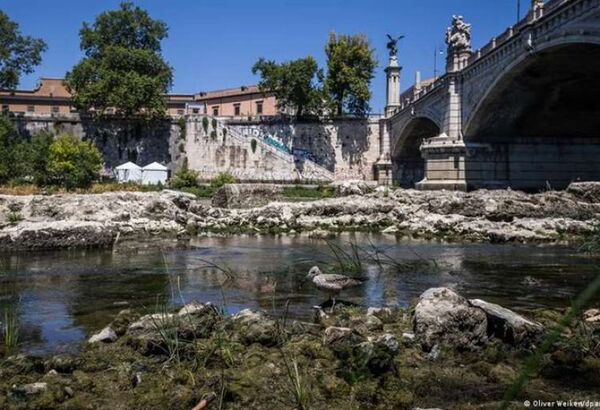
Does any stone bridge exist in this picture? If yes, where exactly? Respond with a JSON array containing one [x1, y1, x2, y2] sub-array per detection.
[[378, 0, 600, 190]]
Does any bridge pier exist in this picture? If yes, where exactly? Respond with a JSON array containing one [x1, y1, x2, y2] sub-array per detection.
[[416, 134, 468, 191]]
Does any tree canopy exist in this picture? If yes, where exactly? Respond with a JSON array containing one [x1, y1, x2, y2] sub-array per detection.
[[252, 33, 377, 118], [65, 2, 172, 119], [0, 115, 20, 183], [252, 57, 324, 118], [325, 33, 377, 116], [0, 11, 47, 90]]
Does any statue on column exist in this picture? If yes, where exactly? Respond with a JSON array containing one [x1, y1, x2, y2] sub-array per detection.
[[445, 15, 472, 53], [386, 34, 405, 57]]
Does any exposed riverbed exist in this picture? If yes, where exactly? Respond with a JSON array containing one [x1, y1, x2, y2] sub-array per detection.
[[3, 182, 600, 251], [2, 233, 599, 356]]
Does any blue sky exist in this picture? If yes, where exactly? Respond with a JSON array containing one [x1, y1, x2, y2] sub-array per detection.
[[2, 0, 526, 113]]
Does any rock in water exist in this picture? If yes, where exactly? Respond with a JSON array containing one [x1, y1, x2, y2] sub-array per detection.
[[469, 299, 544, 347], [88, 326, 118, 344], [413, 287, 488, 351]]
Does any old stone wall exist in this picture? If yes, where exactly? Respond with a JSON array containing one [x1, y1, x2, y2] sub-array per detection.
[[224, 117, 381, 181], [10, 113, 381, 184], [183, 117, 335, 183], [11, 113, 180, 171]]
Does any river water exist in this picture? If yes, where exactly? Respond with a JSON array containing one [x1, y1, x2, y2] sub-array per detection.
[[1, 233, 599, 355]]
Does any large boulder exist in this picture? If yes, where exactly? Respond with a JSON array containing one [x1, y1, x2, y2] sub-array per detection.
[[469, 299, 544, 347], [212, 184, 285, 209], [332, 180, 377, 197], [566, 181, 600, 203], [413, 287, 488, 351]]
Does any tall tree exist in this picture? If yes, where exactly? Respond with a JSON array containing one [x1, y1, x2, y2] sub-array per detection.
[[252, 57, 324, 118], [325, 33, 377, 117], [0, 11, 47, 89], [65, 2, 172, 118], [0, 115, 19, 183]]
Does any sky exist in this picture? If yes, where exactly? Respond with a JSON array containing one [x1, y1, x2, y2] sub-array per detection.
[[2, 0, 528, 113]]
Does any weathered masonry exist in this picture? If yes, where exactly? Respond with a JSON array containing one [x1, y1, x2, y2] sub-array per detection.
[[376, 0, 600, 191]]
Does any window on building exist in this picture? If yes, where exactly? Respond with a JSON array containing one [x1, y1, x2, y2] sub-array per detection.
[[212, 106, 219, 116], [177, 109, 184, 115], [256, 101, 263, 115], [52, 106, 60, 114], [234, 104, 241, 116], [27, 105, 35, 113], [192, 108, 199, 114], [2, 105, 9, 114]]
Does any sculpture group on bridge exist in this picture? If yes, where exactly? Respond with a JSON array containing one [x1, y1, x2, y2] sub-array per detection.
[[445, 15, 472, 53]]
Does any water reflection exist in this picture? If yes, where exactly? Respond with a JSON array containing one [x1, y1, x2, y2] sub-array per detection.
[[1, 233, 599, 354]]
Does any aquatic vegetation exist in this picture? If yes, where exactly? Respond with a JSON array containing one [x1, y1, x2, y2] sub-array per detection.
[[501, 270, 600, 409], [147, 304, 186, 364], [323, 240, 364, 275], [281, 354, 311, 410], [2, 300, 19, 355], [317, 239, 439, 277]]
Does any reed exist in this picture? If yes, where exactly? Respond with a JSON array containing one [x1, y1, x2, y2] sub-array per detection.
[[2, 302, 20, 355]]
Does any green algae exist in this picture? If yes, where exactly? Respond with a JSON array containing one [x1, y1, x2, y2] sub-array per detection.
[[1, 306, 599, 409]]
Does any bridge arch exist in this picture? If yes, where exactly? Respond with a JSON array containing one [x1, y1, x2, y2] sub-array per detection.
[[463, 35, 600, 190], [391, 116, 440, 187]]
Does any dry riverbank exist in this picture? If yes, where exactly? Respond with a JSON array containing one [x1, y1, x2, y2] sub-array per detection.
[[2, 288, 599, 409], [2, 182, 600, 250]]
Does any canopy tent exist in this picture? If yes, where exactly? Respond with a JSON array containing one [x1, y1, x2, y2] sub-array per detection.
[[114, 161, 142, 183], [141, 162, 169, 185]]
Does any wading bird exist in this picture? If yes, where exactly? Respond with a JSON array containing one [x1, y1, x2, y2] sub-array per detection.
[[306, 266, 365, 312]]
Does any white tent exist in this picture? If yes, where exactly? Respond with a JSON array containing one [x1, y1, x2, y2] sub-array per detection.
[[141, 162, 169, 185], [114, 161, 142, 183]]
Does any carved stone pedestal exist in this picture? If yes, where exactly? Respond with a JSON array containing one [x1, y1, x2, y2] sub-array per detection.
[[416, 134, 467, 191]]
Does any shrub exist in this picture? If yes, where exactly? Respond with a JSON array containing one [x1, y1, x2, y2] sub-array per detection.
[[210, 173, 236, 189], [178, 117, 186, 140], [171, 168, 199, 189], [47, 134, 103, 189], [202, 117, 209, 134], [7, 211, 23, 225]]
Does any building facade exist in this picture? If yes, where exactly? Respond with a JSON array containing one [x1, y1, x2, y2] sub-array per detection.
[[1, 78, 278, 118]]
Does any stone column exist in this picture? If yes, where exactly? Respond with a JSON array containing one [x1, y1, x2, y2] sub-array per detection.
[[385, 56, 401, 118], [375, 118, 393, 186]]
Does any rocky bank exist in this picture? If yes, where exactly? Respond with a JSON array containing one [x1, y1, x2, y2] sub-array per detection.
[[2, 288, 599, 409], [2, 182, 600, 250]]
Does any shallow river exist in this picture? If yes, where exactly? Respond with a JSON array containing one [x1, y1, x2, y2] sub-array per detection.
[[1, 233, 599, 355]]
